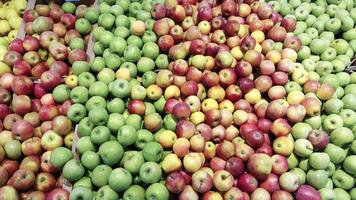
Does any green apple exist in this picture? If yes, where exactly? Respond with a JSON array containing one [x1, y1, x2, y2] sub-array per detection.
[[70, 187, 93, 200], [110, 37, 127, 56], [298, 46, 311, 61], [343, 155, 356, 176], [333, 87, 345, 99], [135, 129, 154, 150], [53, 84, 70, 103], [139, 161, 162, 184], [332, 169, 354, 190], [117, 125, 138, 146], [108, 168, 132, 192], [301, 58, 316, 71], [308, 152, 330, 170], [123, 185, 145, 200], [155, 54, 169, 69], [320, 188, 336, 200], [122, 151, 145, 174], [62, 2, 76, 13], [99, 31, 114, 47], [73, 61, 90, 76], [67, 104, 87, 123], [345, 84, 356, 96], [125, 114, 142, 130], [107, 113, 125, 133], [299, 158, 310, 172], [127, 35, 143, 49], [325, 18, 341, 32], [343, 28, 356, 41], [326, 162, 336, 177], [142, 31, 157, 43], [90, 126, 111, 146], [50, 147, 73, 169], [63, 159, 85, 182], [340, 109, 356, 128], [107, 98, 125, 114], [145, 103, 156, 115], [335, 72, 351, 87], [331, 39, 349, 55], [163, 114, 177, 131], [324, 98, 343, 114], [322, 114, 343, 133], [131, 85, 147, 100], [292, 122, 312, 139], [294, 138, 313, 157], [310, 39, 329, 55], [334, 188, 351, 200], [330, 127, 354, 147], [91, 165, 112, 188], [320, 47, 337, 61], [80, 151, 100, 171], [351, 140, 356, 154], [145, 183, 169, 200], [99, 2, 111, 14], [305, 15, 318, 27], [142, 42, 159, 60], [75, 18, 92, 35], [85, 7, 99, 24], [98, 140, 124, 166], [78, 72, 96, 88], [319, 31, 335, 42], [154, 96, 166, 113], [89, 81, 109, 98], [111, 5, 124, 16], [111, 79, 130, 98], [73, 177, 92, 189], [342, 94, 356, 110], [96, 185, 119, 200], [88, 107, 109, 126], [294, 5, 310, 20], [307, 169, 328, 189], [290, 168, 306, 185], [124, 45, 141, 63], [115, 15, 130, 27], [90, 57, 105, 73], [85, 96, 106, 111], [114, 26, 130, 38], [76, 136, 96, 155], [287, 153, 299, 170], [305, 27, 319, 39], [93, 42, 105, 56], [98, 13, 115, 30], [316, 61, 333, 76], [350, 188, 356, 200], [137, 57, 155, 73], [142, 142, 164, 162], [324, 143, 347, 164], [142, 71, 157, 87], [70, 38, 85, 50], [280, 3, 294, 16], [104, 53, 121, 71], [70, 86, 89, 104]]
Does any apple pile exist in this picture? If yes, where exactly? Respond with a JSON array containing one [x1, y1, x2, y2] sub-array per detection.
[[50, 0, 174, 199], [0, 0, 27, 60], [0, 2, 96, 199]]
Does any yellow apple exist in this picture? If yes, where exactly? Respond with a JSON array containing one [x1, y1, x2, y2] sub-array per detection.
[[0, 45, 7, 60], [158, 130, 177, 148], [116, 68, 131, 80], [273, 136, 294, 156], [65, 75, 78, 89], [287, 91, 305, 105], [266, 50, 281, 64], [0, 61, 11, 76], [161, 153, 182, 173], [9, 16, 22, 30], [254, 43, 262, 53], [190, 111, 205, 125], [183, 153, 202, 173], [251, 30, 265, 43], [5, 8, 19, 20], [219, 99, 234, 113], [244, 89, 261, 105], [201, 98, 219, 112], [164, 85, 180, 99], [207, 86, 225, 102], [200, 167, 214, 177], [173, 138, 190, 158], [7, 30, 18, 41], [203, 141, 216, 159], [231, 46, 244, 60], [292, 69, 309, 85], [13, 0, 27, 13], [0, 20, 11, 36], [0, 8, 6, 19], [233, 110, 248, 125], [146, 84, 163, 100], [238, 24, 249, 38]]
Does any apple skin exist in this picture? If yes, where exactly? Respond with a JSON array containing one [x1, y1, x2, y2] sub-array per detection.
[[46, 188, 70, 200], [236, 173, 258, 193], [296, 185, 321, 200], [247, 153, 272, 180]]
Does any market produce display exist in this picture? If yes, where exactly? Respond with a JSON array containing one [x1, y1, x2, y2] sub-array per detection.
[[0, 0, 356, 199]]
